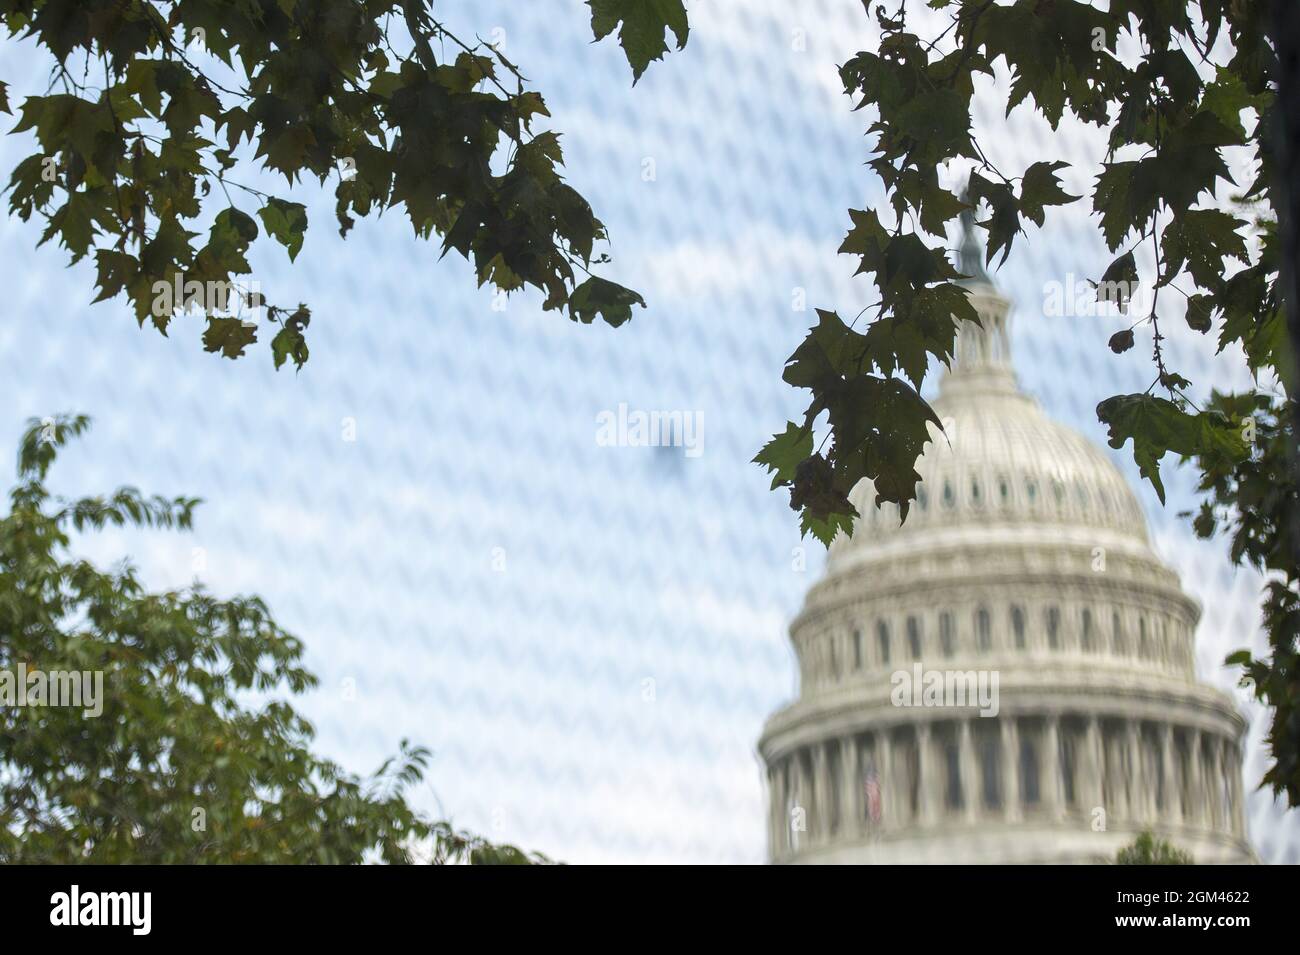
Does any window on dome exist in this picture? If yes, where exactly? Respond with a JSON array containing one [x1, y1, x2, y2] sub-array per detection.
[[1046, 607, 1060, 650], [943, 480, 955, 508], [1052, 478, 1066, 506], [1076, 484, 1089, 511], [998, 476, 1010, 503], [917, 486, 928, 511], [940, 612, 954, 657], [907, 616, 922, 659], [1026, 478, 1038, 503], [877, 621, 891, 664], [1081, 609, 1094, 652], [1139, 617, 1149, 659], [976, 608, 991, 652], [1012, 606, 1026, 649], [853, 629, 862, 670], [1112, 611, 1126, 655], [971, 479, 981, 504]]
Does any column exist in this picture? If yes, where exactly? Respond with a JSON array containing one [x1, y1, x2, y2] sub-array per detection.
[[1084, 715, 1104, 814], [841, 734, 861, 839], [774, 758, 789, 856], [1124, 721, 1143, 824], [1147, 728, 1160, 820], [783, 753, 798, 852], [959, 718, 979, 821], [879, 728, 895, 830], [1161, 724, 1180, 825], [1231, 741, 1246, 837], [784, 758, 797, 853], [1216, 738, 1227, 831], [1044, 714, 1064, 819], [1104, 727, 1124, 820], [787, 751, 804, 852], [811, 742, 829, 843], [1188, 730, 1204, 827], [1135, 722, 1156, 821], [1209, 738, 1224, 831], [917, 722, 936, 825], [766, 762, 778, 856], [1000, 715, 1021, 822]]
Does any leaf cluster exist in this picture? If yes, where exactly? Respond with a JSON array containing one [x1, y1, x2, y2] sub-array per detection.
[[0, 414, 542, 863], [1, 0, 684, 365]]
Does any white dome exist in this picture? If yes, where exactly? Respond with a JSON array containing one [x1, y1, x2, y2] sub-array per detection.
[[829, 284, 1149, 569], [759, 261, 1253, 865]]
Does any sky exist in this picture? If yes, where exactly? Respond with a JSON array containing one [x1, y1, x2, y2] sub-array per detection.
[[1, 0, 1296, 864]]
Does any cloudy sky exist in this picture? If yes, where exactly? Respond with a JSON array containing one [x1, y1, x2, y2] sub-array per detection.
[[1, 0, 1295, 863]]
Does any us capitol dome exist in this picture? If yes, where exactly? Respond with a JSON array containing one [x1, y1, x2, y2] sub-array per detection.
[[758, 216, 1255, 864]]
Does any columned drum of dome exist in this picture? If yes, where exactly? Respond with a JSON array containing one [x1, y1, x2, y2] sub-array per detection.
[[757, 229, 1255, 865]]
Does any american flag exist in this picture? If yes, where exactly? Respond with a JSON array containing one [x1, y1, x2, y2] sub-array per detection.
[[864, 768, 883, 823]]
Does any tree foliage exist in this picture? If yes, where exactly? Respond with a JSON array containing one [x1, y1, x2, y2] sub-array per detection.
[[0, 0, 684, 367], [747, 1, 1300, 806], [1115, 830, 1194, 865], [756, 0, 1284, 542], [1193, 393, 1300, 805], [0, 414, 545, 863]]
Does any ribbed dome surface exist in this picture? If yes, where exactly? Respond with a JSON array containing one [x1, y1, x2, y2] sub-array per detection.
[[828, 284, 1148, 569]]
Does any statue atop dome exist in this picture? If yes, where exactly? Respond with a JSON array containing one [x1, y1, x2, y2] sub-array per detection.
[[956, 188, 992, 287]]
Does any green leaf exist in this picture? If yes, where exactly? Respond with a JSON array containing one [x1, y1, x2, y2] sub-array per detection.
[[588, 0, 689, 83], [568, 276, 646, 327], [258, 198, 308, 262], [754, 422, 814, 490], [1108, 329, 1134, 354], [1097, 394, 1246, 504], [202, 316, 258, 359], [1018, 161, 1078, 226], [893, 88, 970, 150], [1184, 294, 1214, 333], [92, 249, 138, 304], [270, 305, 311, 370], [1097, 251, 1138, 312], [1160, 210, 1249, 290], [789, 452, 857, 546], [968, 172, 1021, 266]]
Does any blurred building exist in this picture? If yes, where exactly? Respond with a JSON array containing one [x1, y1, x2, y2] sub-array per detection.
[[758, 218, 1256, 864]]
